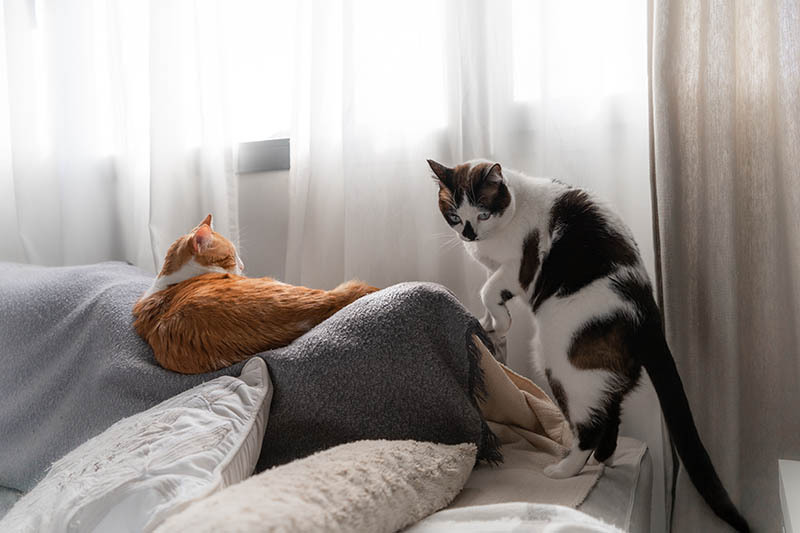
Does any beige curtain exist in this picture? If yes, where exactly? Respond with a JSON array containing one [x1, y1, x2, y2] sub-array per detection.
[[650, 1, 800, 531]]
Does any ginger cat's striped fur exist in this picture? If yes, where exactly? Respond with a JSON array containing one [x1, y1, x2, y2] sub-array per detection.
[[133, 215, 378, 374]]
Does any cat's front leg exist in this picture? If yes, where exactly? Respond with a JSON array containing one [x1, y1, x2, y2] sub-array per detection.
[[479, 264, 519, 337]]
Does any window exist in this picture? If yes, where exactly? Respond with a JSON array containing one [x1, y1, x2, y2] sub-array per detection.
[[222, 1, 295, 144], [222, 1, 295, 172]]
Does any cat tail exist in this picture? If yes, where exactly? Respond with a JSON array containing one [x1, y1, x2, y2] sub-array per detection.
[[640, 317, 750, 533], [329, 280, 380, 306]]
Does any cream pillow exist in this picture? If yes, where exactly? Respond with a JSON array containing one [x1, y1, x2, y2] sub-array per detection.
[[1, 357, 272, 533], [156, 439, 477, 533]]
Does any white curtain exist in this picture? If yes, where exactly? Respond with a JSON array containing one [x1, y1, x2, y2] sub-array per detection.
[[0, 0, 238, 272], [287, 0, 655, 291], [286, 1, 667, 531]]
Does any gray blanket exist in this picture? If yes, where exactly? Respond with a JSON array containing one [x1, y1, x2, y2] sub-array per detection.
[[0, 261, 499, 495]]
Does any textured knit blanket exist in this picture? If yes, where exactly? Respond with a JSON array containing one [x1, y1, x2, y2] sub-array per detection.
[[0, 261, 500, 494]]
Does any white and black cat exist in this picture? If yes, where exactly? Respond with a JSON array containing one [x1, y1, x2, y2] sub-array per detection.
[[427, 158, 749, 532]]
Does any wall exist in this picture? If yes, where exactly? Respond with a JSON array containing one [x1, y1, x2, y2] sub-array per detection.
[[237, 170, 290, 280]]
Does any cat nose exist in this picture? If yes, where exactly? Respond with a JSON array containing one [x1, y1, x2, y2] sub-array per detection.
[[462, 222, 477, 241]]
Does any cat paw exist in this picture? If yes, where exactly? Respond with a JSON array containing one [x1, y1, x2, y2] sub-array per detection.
[[595, 454, 615, 467], [544, 463, 575, 479]]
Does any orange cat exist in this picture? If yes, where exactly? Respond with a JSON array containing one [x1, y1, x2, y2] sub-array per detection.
[[133, 214, 378, 374]]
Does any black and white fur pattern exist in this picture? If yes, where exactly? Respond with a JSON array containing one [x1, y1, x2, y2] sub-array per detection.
[[427, 158, 749, 532]]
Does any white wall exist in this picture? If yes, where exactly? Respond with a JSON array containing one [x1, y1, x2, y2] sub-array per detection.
[[237, 170, 290, 280]]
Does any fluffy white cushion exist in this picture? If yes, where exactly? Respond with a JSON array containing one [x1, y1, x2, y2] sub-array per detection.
[[1, 357, 272, 533], [156, 439, 477, 533]]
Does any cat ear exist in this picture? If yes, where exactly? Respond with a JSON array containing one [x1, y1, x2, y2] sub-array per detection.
[[427, 159, 454, 189], [193, 224, 212, 254], [201, 214, 213, 229], [484, 163, 503, 186]]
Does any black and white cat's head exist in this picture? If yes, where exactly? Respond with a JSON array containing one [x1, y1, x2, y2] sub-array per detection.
[[427, 159, 514, 242]]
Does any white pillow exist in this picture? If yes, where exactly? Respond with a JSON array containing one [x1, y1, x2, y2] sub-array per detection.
[[155, 439, 477, 533], [1, 357, 272, 533], [405, 502, 625, 533]]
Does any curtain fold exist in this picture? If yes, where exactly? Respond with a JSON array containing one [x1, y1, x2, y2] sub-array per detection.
[[651, 1, 800, 531], [0, 0, 238, 272]]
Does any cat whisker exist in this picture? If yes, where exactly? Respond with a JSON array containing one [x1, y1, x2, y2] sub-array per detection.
[[429, 232, 457, 241], [438, 235, 463, 252]]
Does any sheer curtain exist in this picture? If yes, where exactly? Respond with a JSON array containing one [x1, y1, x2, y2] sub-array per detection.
[[0, 0, 238, 272], [287, 0, 655, 292], [651, 1, 800, 531], [287, 1, 666, 531]]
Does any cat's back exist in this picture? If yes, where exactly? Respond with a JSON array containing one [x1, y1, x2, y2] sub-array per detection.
[[135, 273, 286, 317], [547, 187, 641, 267], [530, 184, 651, 366], [532, 184, 650, 318], [133, 274, 328, 336], [507, 170, 640, 262], [505, 171, 569, 231], [133, 274, 226, 337]]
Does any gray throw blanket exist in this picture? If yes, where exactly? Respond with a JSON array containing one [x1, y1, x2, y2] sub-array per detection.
[[0, 261, 500, 496]]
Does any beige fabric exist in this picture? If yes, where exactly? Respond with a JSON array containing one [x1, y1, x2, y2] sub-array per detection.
[[469, 336, 602, 508], [475, 335, 572, 455], [447, 435, 645, 514], [155, 440, 476, 533], [650, 2, 800, 531]]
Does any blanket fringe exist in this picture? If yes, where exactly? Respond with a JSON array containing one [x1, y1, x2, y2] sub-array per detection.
[[465, 325, 503, 465]]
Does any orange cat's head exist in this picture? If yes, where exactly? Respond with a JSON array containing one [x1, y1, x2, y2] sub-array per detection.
[[141, 214, 244, 299]]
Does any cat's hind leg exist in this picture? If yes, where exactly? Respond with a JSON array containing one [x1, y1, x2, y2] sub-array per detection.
[[542, 367, 617, 478], [547, 394, 623, 477], [543, 441, 593, 479], [545, 415, 612, 478], [593, 401, 621, 464]]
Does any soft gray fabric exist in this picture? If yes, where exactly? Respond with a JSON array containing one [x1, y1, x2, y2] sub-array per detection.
[[0, 261, 498, 495], [650, 2, 800, 531]]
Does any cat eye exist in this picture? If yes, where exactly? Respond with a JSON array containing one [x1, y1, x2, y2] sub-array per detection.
[[446, 213, 462, 225], [477, 212, 491, 221]]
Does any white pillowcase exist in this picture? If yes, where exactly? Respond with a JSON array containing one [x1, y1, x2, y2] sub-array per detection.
[[155, 439, 477, 533], [405, 502, 625, 533], [1, 357, 272, 533]]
